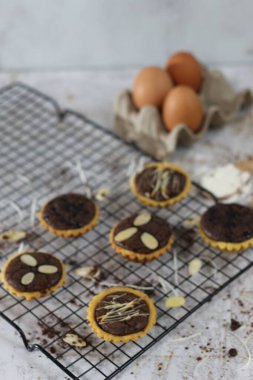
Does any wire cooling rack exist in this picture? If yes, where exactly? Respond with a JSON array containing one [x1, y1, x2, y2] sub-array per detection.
[[1, 83, 253, 380]]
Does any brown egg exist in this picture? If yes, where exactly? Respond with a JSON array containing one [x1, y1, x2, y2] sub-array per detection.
[[132, 66, 173, 108], [165, 52, 203, 92], [162, 86, 204, 132]]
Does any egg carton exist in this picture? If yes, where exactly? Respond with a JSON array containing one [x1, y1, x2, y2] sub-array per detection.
[[114, 68, 252, 160]]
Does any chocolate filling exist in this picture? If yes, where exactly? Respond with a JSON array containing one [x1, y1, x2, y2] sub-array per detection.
[[5, 252, 63, 292], [113, 214, 172, 254], [201, 203, 253, 243], [135, 166, 186, 201], [95, 292, 149, 336], [42, 193, 96, 230]]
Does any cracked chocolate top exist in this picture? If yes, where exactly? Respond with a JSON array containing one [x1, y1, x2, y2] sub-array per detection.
[[200, 203, 253, 243], [42, 193, 96, 230]]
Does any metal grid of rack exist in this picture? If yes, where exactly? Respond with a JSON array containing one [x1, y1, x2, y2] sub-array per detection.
[[0, 83, 253, 380]]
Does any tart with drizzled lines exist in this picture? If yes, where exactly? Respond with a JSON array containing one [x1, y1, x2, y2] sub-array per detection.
[[130, 162, 191, 207], [87, 287, 156, 343]]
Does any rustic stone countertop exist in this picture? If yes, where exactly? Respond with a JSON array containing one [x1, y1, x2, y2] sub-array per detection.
[[0, 66, 253, 380]]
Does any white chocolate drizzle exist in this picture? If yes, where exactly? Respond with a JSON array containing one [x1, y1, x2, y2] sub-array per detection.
[[97, 293, 149, 324]]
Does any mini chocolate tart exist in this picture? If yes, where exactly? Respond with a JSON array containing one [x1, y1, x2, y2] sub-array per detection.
[[130, 162, 191, 207], [87, 287, 156, 343], [39, 193, 99, 237], [199, 203, 253, 252], [1, 251, 66, 300], [109, 211, 173, 262]]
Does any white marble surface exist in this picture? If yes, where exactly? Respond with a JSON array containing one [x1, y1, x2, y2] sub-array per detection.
[[0, 67, 253, 380]]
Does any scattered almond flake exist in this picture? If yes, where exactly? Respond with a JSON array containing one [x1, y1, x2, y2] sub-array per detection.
[[228, 331, 252, 369], [0, 230, 26, 242], [173, 251, 179, 287], [188, 258, 203, 276], [183, 216, 200, 228], [95, 187, 111, 201], [75, 266, 101, 280], [165, 295, 185, 309], [8, 200, 24, 222], [30, 197, 37, 228], [100, 281, 154, 291], [62, 333, 87, 348], [74, 159, 92, 198], [169, 331, 202, 343]]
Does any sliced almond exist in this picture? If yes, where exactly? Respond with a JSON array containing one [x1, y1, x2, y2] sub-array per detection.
[[133, 212, 151, 226], [114, 227, 137, 242], [140, 232, 158, 250], [75, 266, 100, 279], [95, 187, 111, 201], [188, 258, 202, 276], [20, 254, 37, 267], [63, 333, 87, 348], [0, 230, 26, 242], [165, 295, 186, 309], [38, 265, 58, 274], [182, 216, 200, 228], [21, 272, 35, 285]]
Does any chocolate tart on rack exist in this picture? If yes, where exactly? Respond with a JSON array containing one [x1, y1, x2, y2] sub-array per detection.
[[199, 203, 253, 252], [130, 162, 191, 207], [39, 193, 99, 238], [87, 287, 156, 343], [1, 251, 66, 300], [109, 211, 174, 262]]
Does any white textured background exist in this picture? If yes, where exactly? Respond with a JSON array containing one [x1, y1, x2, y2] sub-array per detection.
[[0, 0, 253, 70]]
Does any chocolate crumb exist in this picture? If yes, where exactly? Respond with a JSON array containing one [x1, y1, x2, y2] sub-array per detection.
[[196, 357, 202, 361], [230, 318, 241, 331], [228, 348, 238, 358], [65, 259, 77, 266], [157, 363, 163, 371], [50, 346, 56, 354]]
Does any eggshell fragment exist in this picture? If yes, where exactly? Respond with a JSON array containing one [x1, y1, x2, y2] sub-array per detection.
[[165, 51, 203, 92], [162, 86, 204, 132], [132, 66, 173, 108]]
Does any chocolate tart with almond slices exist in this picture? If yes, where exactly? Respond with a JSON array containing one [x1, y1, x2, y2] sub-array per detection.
[[199, 203, 253, 252], [109, 211, 173, 262], [39, 193, 99, 238], [87, 287, 156, 343], [1, 251, 66, 300], [130, 162, 191, 207]]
